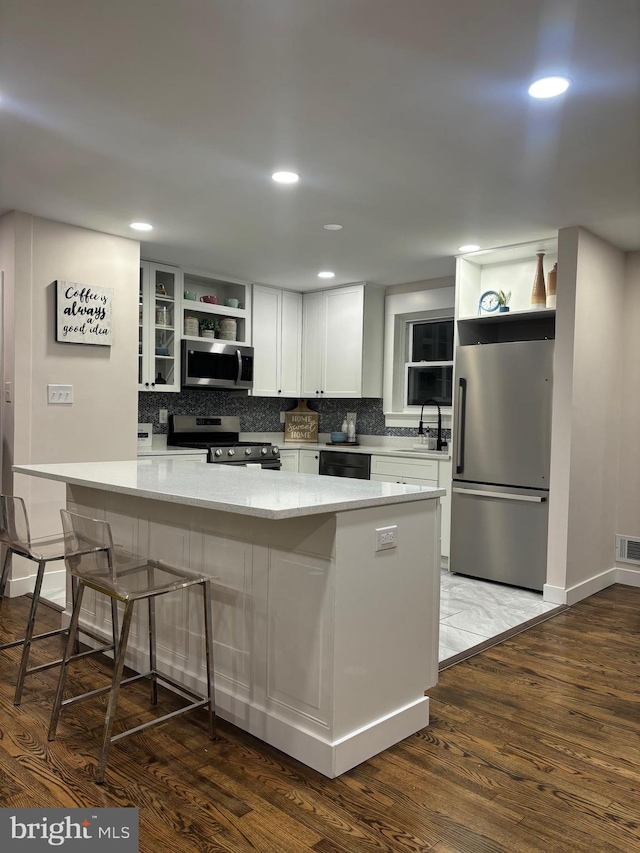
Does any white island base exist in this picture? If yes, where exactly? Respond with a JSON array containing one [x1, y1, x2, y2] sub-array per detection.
[[16, 462, 441, 777]]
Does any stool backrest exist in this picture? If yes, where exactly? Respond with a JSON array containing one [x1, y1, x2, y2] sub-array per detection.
[[0, 495, 31, 553], [60, 509, 116, 581]]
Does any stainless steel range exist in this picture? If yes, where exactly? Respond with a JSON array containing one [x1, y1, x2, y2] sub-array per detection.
[[168, 415, 281, 469]]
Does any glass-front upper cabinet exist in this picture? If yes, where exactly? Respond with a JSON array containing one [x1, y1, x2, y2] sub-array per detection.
[[139, 261, 182, 393]]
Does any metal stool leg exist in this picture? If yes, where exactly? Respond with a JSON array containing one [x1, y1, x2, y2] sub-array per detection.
[[14, 559, 47, 705], [48, 582, 85, 741], [202, 579, 216, 740], [0, 547, 12, 603], [96, 599, 134, 785], [110, 599, 119, 654], [147, 567, 157, 705]]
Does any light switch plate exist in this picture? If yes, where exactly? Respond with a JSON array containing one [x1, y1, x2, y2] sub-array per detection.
[[159, 408, 168, 424], [47, 384, 73, 404]]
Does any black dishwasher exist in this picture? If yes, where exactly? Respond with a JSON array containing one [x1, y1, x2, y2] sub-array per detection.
[[319, 450, 371, 479]]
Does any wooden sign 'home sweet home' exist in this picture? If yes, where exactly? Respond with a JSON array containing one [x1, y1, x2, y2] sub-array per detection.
[[284, 400, 319, 444]]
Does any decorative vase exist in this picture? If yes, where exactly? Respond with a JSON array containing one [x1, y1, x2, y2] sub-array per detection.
[[530, 252, 546, 309], [546, 262, 557, 308], [201, 329, 216, 339]]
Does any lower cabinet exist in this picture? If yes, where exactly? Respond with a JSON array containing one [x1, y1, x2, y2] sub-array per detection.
[[278, 449, 321, 475], [299, 449, 320, 475], [371, 455, 451, 562], [279, 449, 300, 473]]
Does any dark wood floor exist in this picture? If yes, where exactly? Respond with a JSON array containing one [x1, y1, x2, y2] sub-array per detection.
[[0, 585, 638, 853]]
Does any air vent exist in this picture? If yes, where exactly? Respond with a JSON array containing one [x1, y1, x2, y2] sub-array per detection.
[[616, 535, 640, 565]]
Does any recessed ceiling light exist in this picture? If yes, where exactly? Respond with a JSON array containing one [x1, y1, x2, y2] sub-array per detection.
[[130, 222, 153, 231], [528, 76, 570, 99], [323, 223, 343, 230], [318, 271, 335, 279], [271, 171, 300, 184], [458, 244, 481, 253]]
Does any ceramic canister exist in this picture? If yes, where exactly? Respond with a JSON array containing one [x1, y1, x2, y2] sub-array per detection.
[[218, 318, 237, 340]]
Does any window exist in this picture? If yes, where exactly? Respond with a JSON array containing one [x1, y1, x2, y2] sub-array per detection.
[[404, 318, 454, 407]]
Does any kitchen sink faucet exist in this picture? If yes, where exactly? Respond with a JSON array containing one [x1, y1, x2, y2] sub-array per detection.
[[419, 398, 444, 451]]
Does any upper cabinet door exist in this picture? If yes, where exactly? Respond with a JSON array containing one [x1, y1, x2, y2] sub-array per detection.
[[322, 285, 364, 397], [301, 291, 325, 397], [279, 290, 302, 397], [252, 285, 301, 398], [252, 285, 282, 396]]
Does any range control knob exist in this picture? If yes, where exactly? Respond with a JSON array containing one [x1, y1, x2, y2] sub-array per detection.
[[260, 447, 268, 456], [227, 448, 235, 457], [245, 448, 253, 456], [272, 446, 279, 455], [214, 449, 223, 457]]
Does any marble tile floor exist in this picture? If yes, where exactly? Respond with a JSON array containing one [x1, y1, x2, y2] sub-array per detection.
[[439, 570, 559, 664]]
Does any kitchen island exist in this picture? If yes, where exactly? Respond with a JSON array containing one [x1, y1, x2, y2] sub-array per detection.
[[14, 459, 443, 777]]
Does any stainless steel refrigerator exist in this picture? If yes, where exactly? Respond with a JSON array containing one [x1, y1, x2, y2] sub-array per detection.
[[450, 339, 554, 591]]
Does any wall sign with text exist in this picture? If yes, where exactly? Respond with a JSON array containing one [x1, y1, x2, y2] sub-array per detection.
[[56, 280, 113, 346]]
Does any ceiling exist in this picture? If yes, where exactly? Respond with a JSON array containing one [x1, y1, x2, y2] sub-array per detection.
[[1, 0, 639, 290]]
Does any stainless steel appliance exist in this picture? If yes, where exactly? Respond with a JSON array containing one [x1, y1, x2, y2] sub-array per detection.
[[319, 450, 371, 479], [168, 415, 280, 469], [181, 340, 254, 390], [450, 339, 554, 591]]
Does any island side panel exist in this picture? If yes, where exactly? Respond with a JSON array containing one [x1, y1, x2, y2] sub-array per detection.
[[331, 499, 440, 765]]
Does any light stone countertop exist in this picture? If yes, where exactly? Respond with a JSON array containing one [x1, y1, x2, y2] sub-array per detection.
[[14, 460, 445, 520]]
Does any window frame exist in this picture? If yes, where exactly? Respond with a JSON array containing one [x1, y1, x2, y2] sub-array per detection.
[[403, 317, 454, 411]]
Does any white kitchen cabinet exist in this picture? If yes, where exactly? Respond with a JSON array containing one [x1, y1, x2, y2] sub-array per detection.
[[279, 449, 299, 473], [299, 449, 320, 475], [139, 261, 182, 393], [370, 454, 451, 562], [455, 238, 557, 346], [301, 283, 384, 398], [252, 285, 302, 397], [182, 269, 251, 346]]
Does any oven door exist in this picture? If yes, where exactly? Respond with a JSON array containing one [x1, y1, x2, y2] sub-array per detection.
[[182, 340, 254, 389]]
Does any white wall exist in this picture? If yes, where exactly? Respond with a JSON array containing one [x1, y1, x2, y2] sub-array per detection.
[[546, 227, 626, 599], [615, 251, 640, 569], [1, 211, 139, 595]]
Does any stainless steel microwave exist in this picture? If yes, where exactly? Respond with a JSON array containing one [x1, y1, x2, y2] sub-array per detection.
[[181, 340, 254, 390]]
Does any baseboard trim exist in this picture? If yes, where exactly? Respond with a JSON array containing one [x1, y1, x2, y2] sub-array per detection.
[[615, 567, 640, 587], [544, 566, 640, 605], [6, 569, 66, 601]]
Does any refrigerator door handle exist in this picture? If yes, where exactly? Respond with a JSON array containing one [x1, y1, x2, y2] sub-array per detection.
[[452, 487, 547, 503], [456, 378, 467, 474]]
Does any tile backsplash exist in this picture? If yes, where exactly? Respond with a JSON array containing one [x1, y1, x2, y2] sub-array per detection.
[[138, 392, 451, 439]]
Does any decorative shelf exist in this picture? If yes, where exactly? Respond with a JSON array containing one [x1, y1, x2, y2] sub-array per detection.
[[459, 308, 555, 324]]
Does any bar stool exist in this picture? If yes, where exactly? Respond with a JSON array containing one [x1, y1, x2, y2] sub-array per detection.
[[0, 495, 120, 705], [49, 509, 216, 784]]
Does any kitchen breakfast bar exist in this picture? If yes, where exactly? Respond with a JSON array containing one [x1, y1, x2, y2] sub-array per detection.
[[14, 459, 444, 777]]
